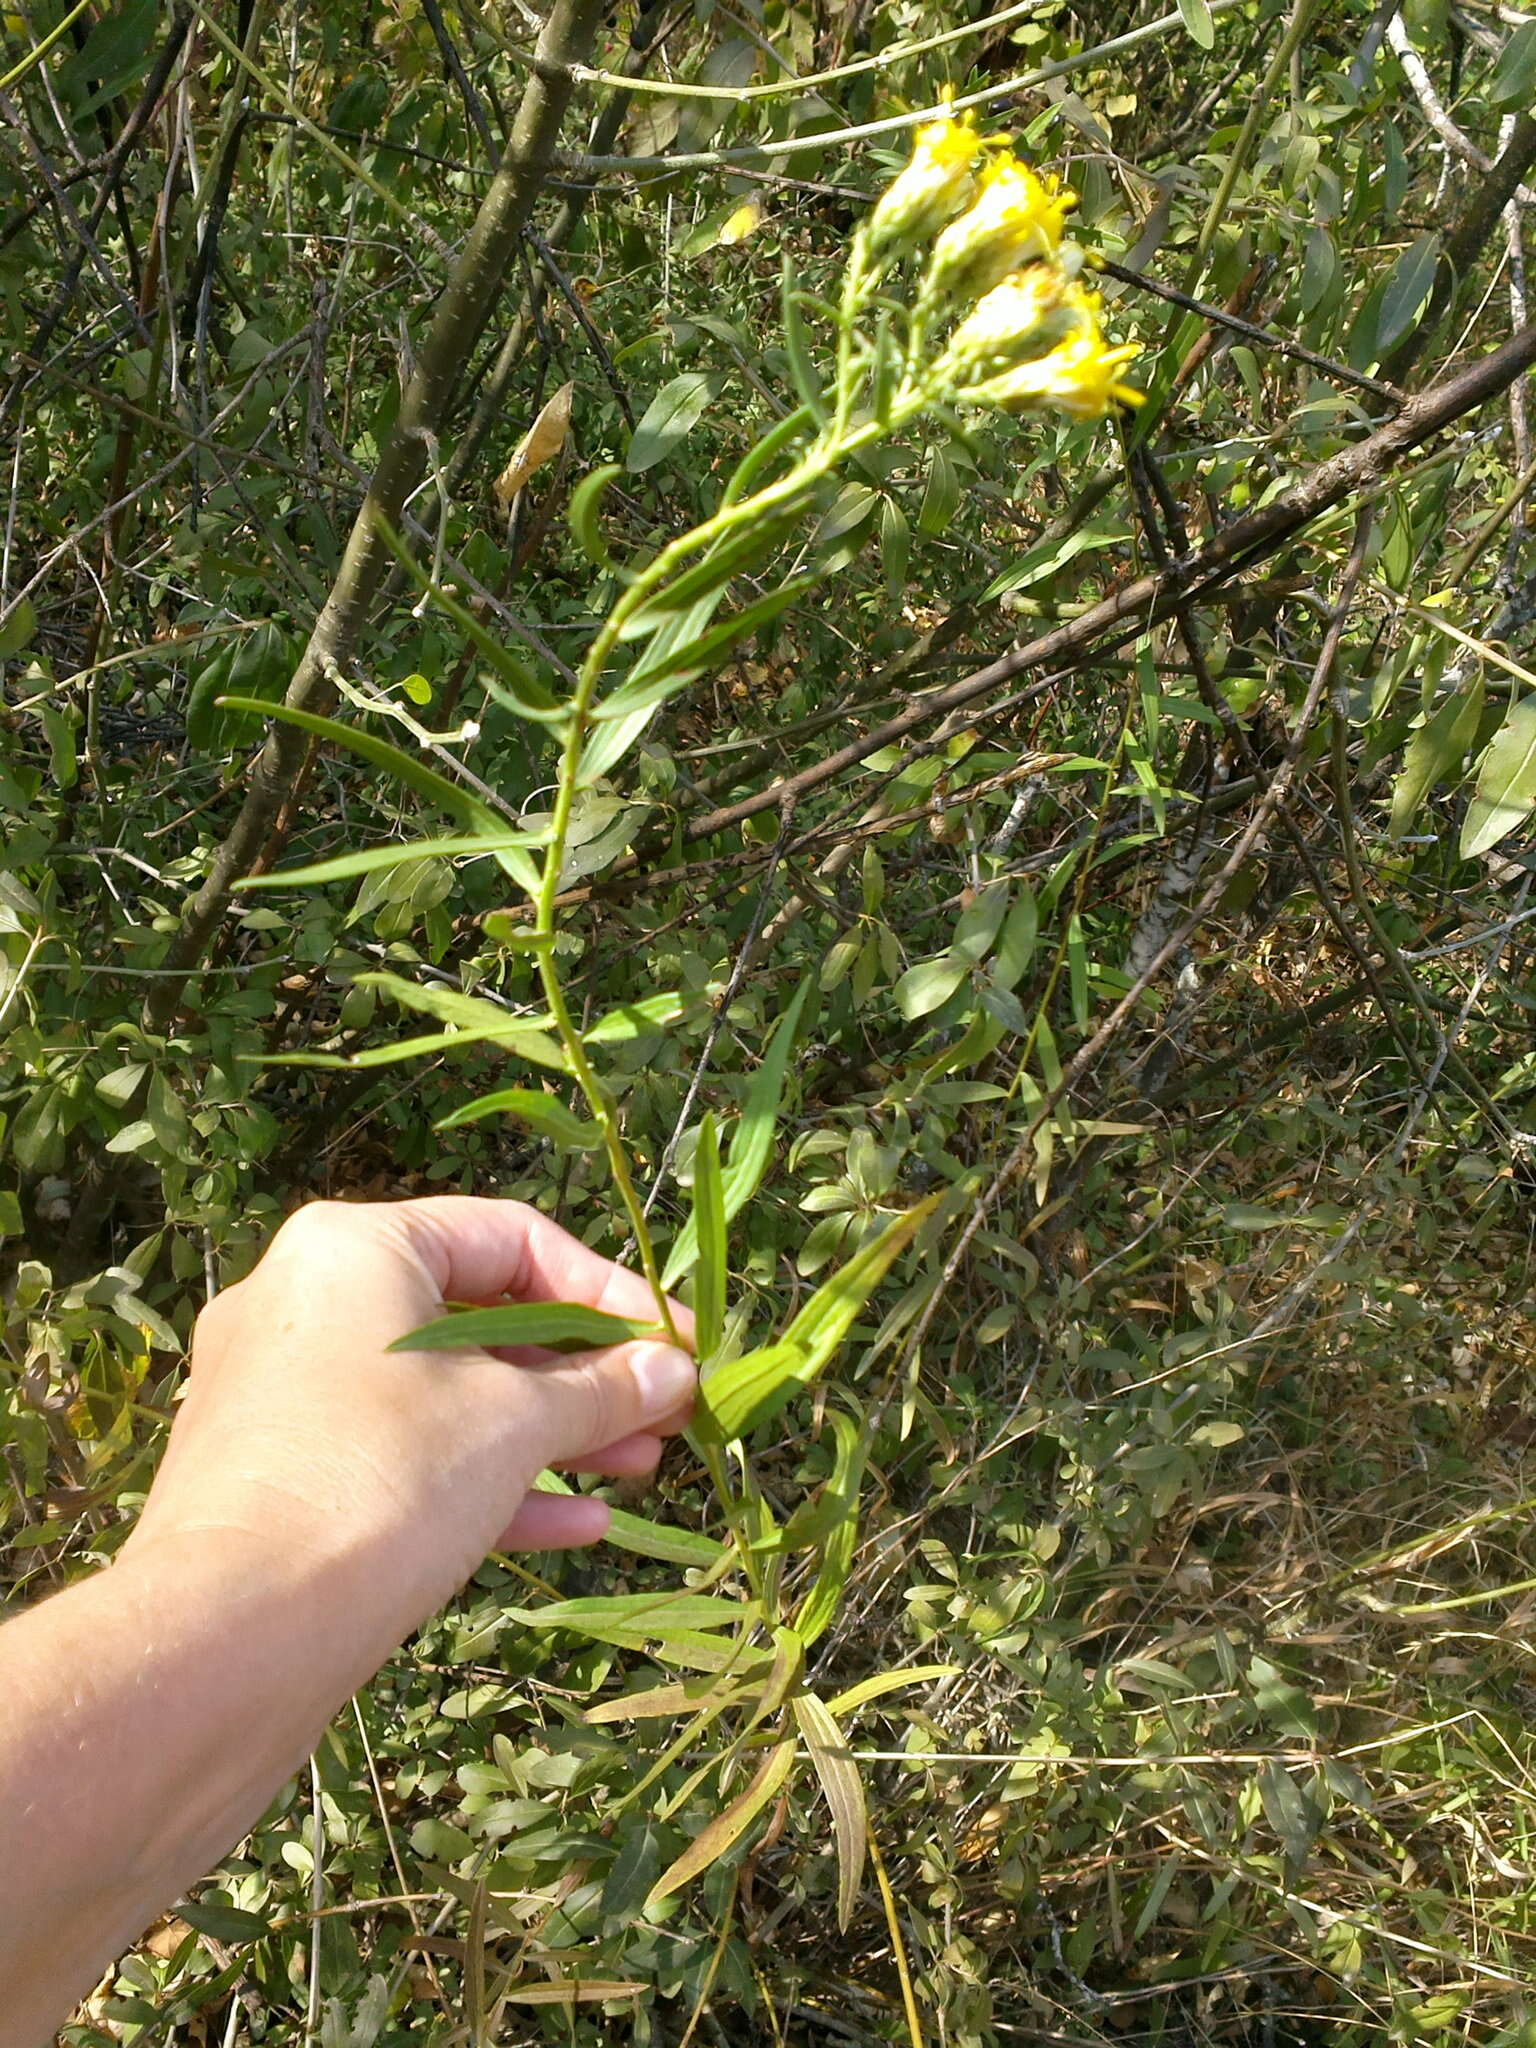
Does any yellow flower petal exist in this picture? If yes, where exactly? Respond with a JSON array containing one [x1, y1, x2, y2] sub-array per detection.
[[924, 153, 1077, 304], [867, 111, 982, 257], [970, 333, 1144, 420]]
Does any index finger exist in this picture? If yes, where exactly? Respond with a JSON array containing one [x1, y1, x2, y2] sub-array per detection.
[[391, 1196, 696, 1347]]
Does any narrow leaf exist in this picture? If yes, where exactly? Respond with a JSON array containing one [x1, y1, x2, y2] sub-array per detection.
[[506, 1591, 750, 1640], [792, 1412, 869, 1648], [781, 259, 828, 422], [585, 1676, 751, 1723], [696, 1195, 939, 1443], [373, 528, 564, 722], [390, 1302, 661, 1354], [348, 1023, 569, 1072], [663, 983, 811, 1288], [693, 1111, 727, 1361], [1376, 232, 1441, 354], [436, 1087, 601, 1149], [532, 1471, 725, 1568], [1388, 680, 1484, 840], [219, 699, 497, 832], [790, 1694, 867, 1929], [568, 461, 622, 568], [501, 1983, 645, 2006], [1491, 20, 1536, 108], [240, 830, 546, 890], [596, 578, 816, 722], [585, 990, 693, 1043], [824, 1664, 963, 1717], [646, 1739, 798, 1906], [628, 372, 715, 473], [617, 516, 797, 641]]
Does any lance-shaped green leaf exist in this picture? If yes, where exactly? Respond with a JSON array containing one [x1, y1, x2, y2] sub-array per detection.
[[221, 700, 497, 834], [505, 1591, 753, 1648], [824, 1664, 963, 1717], [1389, 679, 1484, 840], [692, 1111, 727, 1361], [584, 990, 694, 1043], [355, 973, 568, 1070], [646, 1738, 798, 1907], [695, 1195, 939, 1443], [663, 983, 811, 1289], [585, 1674, 755, 1723], [390, 1302, 662, 1355], [792, 1410, 869, 1647], [791, 1692, 867, 1930], [1461, 697, 1536, 860], [616, 515, 798, 640], [373, 526, 564, 722], [745, 1625, 806, 1732], [347, 1024, 567, 1072], [224, 697, 544, 894], [595, 577, 817, 722], [240, 829, 549, 890], [781, 257, 828, 423], [436, 1087, 601, 1149], [627, 371, 716, 473], [568, 461, 622, 567], [603, 1507, 724, 1568], [532, 1470, 725, 1569]]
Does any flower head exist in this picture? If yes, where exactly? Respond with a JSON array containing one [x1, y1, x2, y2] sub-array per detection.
[[866, 110, 982, 258], [968, 330, 1144, 421], [923, 154, 1076, 305], [946, 270, 1101, 374]]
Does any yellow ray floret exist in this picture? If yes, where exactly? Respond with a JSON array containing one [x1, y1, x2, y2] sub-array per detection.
[[867, 110, 982, 256], [924, 154, 1077, 304], [946, 271, 1102, 372], [970, 331, 1145, 420]]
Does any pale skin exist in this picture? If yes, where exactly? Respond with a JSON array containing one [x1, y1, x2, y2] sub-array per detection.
[[0, 1196, 698, 2048]]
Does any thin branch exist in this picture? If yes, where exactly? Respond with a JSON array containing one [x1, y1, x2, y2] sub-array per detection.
[[590, 322, 1536, 879], [1099, 258, 1406, 406], [142, 0, 610, 1033], [563, 0, 1251, 173]]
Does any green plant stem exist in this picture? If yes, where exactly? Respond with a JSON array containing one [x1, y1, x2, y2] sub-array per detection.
[[1180, 0, 1321, 297], [523, 340, 943, 1585]]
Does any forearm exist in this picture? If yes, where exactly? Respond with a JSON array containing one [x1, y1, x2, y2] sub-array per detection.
[[0, 1533, 391, 2048]]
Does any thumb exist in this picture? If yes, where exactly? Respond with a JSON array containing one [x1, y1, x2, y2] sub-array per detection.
[[522, 1340, 696, 1468]]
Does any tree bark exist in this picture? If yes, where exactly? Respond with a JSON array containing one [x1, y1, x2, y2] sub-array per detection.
[[144, 0, 608, 1034]]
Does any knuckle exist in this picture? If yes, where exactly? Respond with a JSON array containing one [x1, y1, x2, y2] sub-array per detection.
[[568, 1356, 619, 1451]]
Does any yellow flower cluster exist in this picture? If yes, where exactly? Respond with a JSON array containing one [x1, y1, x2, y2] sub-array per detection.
[[926, 156, 1077, 303], [866, 111, 982, 256], [868, 110, 1142, 422]]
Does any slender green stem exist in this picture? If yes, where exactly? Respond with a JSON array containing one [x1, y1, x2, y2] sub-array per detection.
[[521, 287, 945, 1592], [1181, 0, 1320, 296]]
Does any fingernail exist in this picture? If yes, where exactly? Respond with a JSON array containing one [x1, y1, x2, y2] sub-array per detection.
[[629, 1343, 696, 1421]]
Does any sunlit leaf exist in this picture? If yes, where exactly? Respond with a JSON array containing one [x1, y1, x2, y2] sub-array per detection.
[[696, 1195, 938, 1442], [1461, 697, 1536, 859], [437, 1086, 601, 1148], [646, 1738, 797, 1905], [791, 1692, 867, 1929], [663, 983, 811, 1288], [390, 1302, 661, 1354]]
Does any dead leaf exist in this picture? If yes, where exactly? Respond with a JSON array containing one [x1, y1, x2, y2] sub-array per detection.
[[143, 1915, 195, 1960], [493, 381, 573, 513]]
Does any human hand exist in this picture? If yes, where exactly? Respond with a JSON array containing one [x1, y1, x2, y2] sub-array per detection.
[[125, 1197, 697, 1638]]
